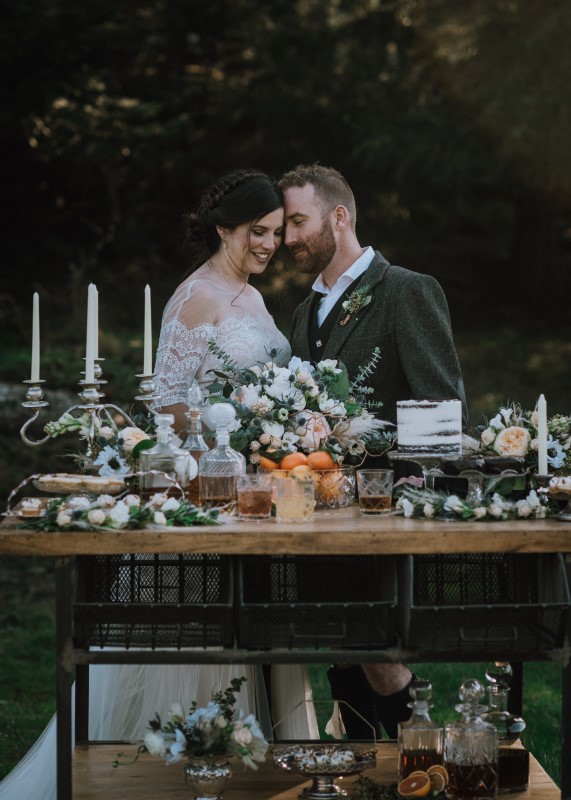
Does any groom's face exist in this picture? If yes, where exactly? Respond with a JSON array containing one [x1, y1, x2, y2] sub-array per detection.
[[283, 184, 337, 274]]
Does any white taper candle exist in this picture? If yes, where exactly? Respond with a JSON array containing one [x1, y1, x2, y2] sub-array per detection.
[[85, 284, 95, 383], [93, 285, 99, 360], [31, 292, 40, 382], [144, 284, 153, 374], [537, 393, 548, 476]]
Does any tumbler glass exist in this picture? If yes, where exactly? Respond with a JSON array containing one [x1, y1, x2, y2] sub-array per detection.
[[356, 469, 394, 515]]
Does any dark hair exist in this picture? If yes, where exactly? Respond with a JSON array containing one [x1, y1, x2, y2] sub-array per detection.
[[184, 169, 283, 271], [279, 164, 357, 231]]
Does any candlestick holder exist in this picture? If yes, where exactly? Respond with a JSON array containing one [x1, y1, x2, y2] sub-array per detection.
[[134, 372, 161, 412], [20, 379, 51, 447]]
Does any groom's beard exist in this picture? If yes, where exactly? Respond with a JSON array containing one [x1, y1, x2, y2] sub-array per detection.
[[288, 216, 337, 274]]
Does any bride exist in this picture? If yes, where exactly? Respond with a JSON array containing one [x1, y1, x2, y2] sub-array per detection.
[[0, 170, 317, 800]]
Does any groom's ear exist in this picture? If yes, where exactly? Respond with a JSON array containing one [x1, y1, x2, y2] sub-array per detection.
[[333, 205, 350, 230]]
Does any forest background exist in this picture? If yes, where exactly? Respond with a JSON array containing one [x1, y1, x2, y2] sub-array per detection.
[[0, 0, 570, 785]]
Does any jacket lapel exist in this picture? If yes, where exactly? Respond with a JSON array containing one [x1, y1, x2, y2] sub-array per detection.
[[295, 291, 322, 361], [323, 252, 390, 359]]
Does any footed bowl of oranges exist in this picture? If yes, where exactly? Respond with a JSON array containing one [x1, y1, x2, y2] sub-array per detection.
[[258, 451, 356, 510]]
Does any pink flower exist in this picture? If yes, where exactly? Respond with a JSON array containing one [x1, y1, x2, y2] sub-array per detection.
[[294, 411, 331, 451], [493, 426, 530, 457]]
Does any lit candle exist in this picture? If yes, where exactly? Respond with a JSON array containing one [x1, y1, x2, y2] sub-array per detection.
[[537, 393, 548, 476], [85, 284, 95, 383], [144, 284, 153, 374], [93, 285, 99, 360], [31, 292, 40, 382]]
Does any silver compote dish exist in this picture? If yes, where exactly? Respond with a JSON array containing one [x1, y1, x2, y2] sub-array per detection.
[[273, 743, 377, 799]]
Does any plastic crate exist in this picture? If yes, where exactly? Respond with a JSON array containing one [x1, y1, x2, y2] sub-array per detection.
[[74, 554, 234, 649], [400, 553, 570, 654], [238, 555, 397, 649]]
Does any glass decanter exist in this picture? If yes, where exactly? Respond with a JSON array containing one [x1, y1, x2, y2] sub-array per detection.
[[181, 380, 210, 505], [398, 678, 444, 780], [139, 413, 197, 500], [481, 662, 529, 794], [198, 403, 246, 508], [444, 678, 498, 800]]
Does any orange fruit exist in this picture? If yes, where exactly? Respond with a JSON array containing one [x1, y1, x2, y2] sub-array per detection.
[[428, 772, 446, 794], [280, 452, 309, 471], [427, 765, 449, 782], [306, 450, 337, 471], [397, 772, 431, 798], [258, 456, 280, 470]]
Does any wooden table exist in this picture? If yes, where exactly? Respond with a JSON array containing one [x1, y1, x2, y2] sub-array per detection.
[[1, 507, 570, 799]]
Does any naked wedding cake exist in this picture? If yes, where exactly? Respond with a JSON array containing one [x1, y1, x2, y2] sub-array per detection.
[[397, 399, 462, 455]]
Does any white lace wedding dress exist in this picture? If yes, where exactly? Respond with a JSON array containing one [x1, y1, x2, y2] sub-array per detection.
[[0, 278, 318, 800]]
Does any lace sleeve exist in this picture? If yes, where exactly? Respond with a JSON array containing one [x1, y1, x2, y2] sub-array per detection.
[[154, 318, 212, 407]]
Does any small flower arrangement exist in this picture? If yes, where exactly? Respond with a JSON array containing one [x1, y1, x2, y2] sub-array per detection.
[[121, 677, 268, 770], [340, 285, 372, 326], [44, 411, 154, 476], [476, 402, 571, 475], [205, 344, 394, 466], [19, 492, 219, 531], [395, 484, 555, 521]]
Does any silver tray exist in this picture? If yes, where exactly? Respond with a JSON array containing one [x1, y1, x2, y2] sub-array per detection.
[[273, 744, 376, 799]]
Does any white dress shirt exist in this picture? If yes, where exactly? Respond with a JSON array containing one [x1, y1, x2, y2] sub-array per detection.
[[312, 246, 375, 326]]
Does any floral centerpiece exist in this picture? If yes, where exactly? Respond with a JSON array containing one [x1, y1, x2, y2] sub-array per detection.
[[139, 677, 268, 769], [475, 402, 571, 475], [44, 410, 153, 476], [204, 344, 394, 466]]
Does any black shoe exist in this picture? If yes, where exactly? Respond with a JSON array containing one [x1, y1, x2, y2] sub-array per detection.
[[326, 665, 380, 740], [373, 674, 415, 739]]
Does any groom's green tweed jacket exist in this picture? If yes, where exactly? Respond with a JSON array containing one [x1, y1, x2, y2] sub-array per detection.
[[290, 251, 468, 427]]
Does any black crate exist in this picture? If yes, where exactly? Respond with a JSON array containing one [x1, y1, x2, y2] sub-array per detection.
[[400, 553, 570, 654], [74, 554, 234, 649], [238, 555, 397, 649]]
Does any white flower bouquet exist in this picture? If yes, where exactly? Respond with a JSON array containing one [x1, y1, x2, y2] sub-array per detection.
[[204, 344, 394, 466], [44, 411, 153, 476], [135, 677, 268, 770], [476, 402, 571, 475]]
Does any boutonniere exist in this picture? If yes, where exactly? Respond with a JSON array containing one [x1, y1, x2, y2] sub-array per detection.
[[339, 284, 372, 326]]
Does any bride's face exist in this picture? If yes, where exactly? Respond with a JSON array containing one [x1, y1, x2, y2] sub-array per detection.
[[224, 208, 284, 275]]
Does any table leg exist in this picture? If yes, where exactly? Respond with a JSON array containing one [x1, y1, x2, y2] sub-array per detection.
[[55, 556, 74, 800]]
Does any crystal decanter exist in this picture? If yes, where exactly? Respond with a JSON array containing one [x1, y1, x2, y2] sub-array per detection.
[[444, 678, 499, 800], [139, 413, 197, 500], [481, 662, 529, 794], [181, 380, 209, 505], [398, 678, 444, 781], [198, 403, 246, 508]]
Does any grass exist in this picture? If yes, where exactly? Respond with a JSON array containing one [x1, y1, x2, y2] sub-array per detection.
[[308, 661, 562, 786]]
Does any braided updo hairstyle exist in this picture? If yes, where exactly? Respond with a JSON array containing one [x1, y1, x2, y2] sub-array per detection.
[[184, 169, 283, 271]]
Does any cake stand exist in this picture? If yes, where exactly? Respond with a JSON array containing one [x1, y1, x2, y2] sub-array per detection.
[[273, 744, 377, 799], [387, 451, 444, 491]]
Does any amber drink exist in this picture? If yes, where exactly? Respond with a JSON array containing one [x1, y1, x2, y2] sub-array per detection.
[[356, 469, 394, 515], [237, 475, 273, 520]]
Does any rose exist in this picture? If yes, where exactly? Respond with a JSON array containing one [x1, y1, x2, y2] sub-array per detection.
[[118, 426, 150, 454], [87, 509, 106, 525], [423, 503, 435, 518], [153, 511, 167, 525], [57, 511, 72, 526], [473, 507, 487, 519], [516, 501, 533, 518], [107, 501, 130, 527], [233, 724, 253, 746], [295, 411, 331, 451], [493, 426, 530, 457], [123, 494, 141, 508], [99, 426, 115, 440], [161, 497, 180, 513], [481, 427, 496, 446]]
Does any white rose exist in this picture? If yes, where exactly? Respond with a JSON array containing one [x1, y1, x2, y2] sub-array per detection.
[[250, 440, 261, 451], [144, 731, 166, 758], [99, 426, 115, 440], [107, 502, 130, 527], [530, 410, 539, 428], [161, 497, 180, 512], [87, 509, 106, 525], [147, 493, 169, 507], [488, 503, 504, 519], [493, 426, 530, 457], [119, 426, 150, 454], [57, 511, 72, 526], [516, 501, 532, 518], [259, 433, 271, 445], [123, 494, 141, 508], [423, 503, 435, 518], [481, 427, 495, 446], [233, 725, 253, 746], [97, 494, 116, 508], [473, 507, 487, 519], [153, 511, 167, 525]]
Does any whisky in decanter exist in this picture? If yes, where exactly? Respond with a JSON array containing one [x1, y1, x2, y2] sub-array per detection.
[[198, 403, 246, 507], [444, 678, 498, 800], [398, 678, 444, 780], [139, 413, 197, 500], [481, 662, 529, 794], [181, 380, 209, 505]]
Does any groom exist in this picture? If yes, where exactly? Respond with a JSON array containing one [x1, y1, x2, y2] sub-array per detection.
[[279, 164, 467, 740]]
